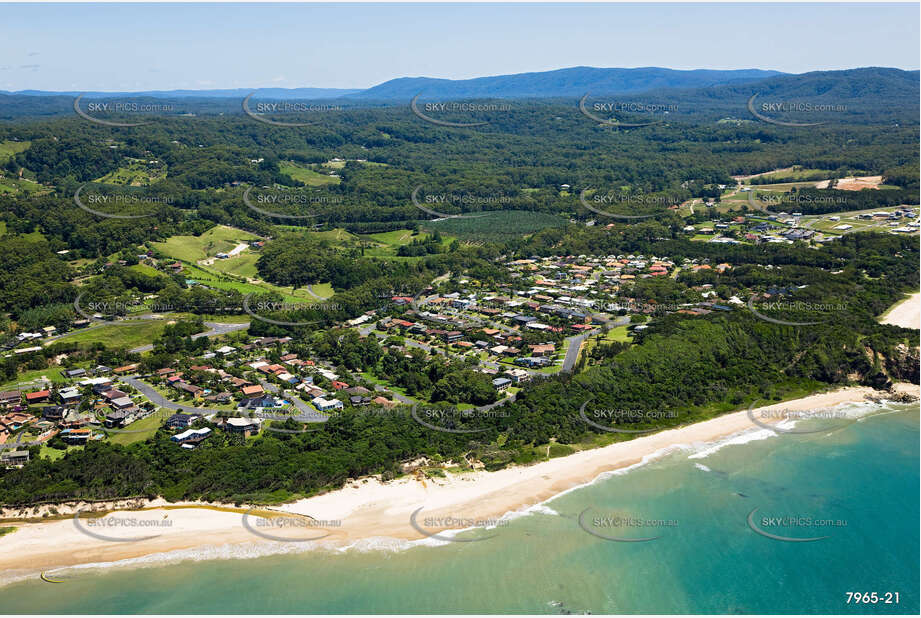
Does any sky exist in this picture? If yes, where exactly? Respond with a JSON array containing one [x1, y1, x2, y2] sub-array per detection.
[[1, 2, 918, 92]]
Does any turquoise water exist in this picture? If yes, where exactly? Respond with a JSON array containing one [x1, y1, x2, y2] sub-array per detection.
[[2, 403, 917, 614]]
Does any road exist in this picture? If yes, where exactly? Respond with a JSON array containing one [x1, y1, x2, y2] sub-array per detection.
[[373, 384, 414, 405], [129, 321, 250, 354], [120, 376, 226, 415], [122, 376, 328, 423], [560, 316, 629, 373]]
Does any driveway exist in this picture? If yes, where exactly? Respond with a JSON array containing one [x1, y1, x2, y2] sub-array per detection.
[[129, 320, 250, 354], [120, 376, 226, 415]]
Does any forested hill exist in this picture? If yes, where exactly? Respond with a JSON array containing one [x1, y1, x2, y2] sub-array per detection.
[[348, 66, 784, 100], [2, 67, 917, 123]]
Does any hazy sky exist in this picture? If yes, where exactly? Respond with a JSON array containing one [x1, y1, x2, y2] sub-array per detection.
[[1, 2, 918, 91]]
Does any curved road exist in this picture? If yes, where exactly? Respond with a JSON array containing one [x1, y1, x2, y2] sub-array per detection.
[[129, 321, 250, 354], [121, 376, 328, 423]]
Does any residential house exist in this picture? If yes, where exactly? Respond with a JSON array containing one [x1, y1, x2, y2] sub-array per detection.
[[42, 405, 67, 422], [60, 428, 92, 445], [58, 387, 81, 405], [25, 390, 50, 404], [0, 391, 21, 407], [312, 396, 344, 412], [241, 384, 264, 397], [224, 417, 260, 437], [171, 427, 212, 448], [1, 450, 30, 467], [166, 413, 201, 429]]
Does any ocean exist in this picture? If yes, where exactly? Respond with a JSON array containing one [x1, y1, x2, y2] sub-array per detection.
[[1, 401, 917, 614]]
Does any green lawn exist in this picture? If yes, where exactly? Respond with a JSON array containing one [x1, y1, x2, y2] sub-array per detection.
[[183, 263, 332, 304], [107, 411, 169, 445], [94, 160, 166, 186], [50, 321, 168, 349], [129, 263, 167, 278], [38, 444, 81, 462], [604, 325, 632, 342], [0, 366, 68, 391], [0, 175, 46, 196], [280, 161, 341, 186], [151, 225, 259, 262], [208, 252, 260, 278], [0, 140, 30, 162], [368, 229, 418, 245]]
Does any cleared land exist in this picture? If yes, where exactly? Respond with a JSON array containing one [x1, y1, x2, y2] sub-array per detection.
[[280, 161, 341, 186], [151, 225, 260, 262]]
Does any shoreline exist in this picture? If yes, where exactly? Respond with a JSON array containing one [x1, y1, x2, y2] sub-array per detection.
[[879, 291, 921, 330], [0, 383, 918, 584]]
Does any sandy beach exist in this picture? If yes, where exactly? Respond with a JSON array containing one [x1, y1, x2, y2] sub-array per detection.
[[1, 384, 917, 583], [880, 292, 921, 330]]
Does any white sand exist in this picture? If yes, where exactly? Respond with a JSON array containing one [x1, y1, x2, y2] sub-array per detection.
[[0, 385, 916, 579], [880, 292, 920, 330]]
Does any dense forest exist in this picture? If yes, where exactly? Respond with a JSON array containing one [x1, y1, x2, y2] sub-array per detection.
[[0, 68, 918, 506]]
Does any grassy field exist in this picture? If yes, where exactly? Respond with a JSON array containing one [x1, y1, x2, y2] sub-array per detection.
[[604, 325, 632, 342], [362, 228, 456, 260], [129, 263, 167, 278], [107, 411, 169, 445], [748, 168, 839, 183], [321, 159, 387, 170], [50, 321, 168, 349], [280, 161, 341, 186], [151, 225, 260, 262], [94, 159, 167, 186], [38, 444, 81, 462], [0, 366, 69, 391], [208, 251, 260, 278], [367, 229, 418, 245], [0, 140, 29, 162], [182, 263, 332, 303], [0, 175, 46, 196]]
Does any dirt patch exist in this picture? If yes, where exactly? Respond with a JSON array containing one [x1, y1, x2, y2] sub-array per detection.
[[814, 176, 882, 191]]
